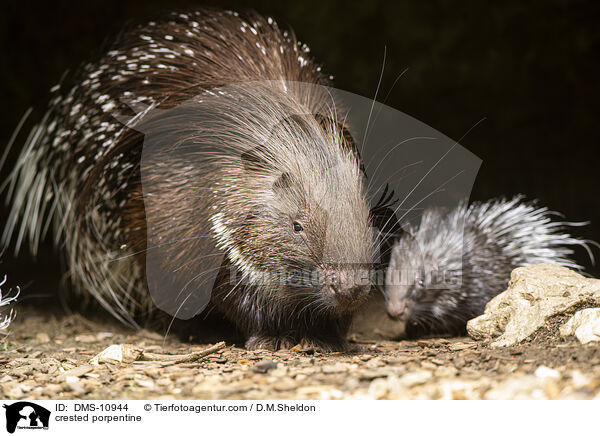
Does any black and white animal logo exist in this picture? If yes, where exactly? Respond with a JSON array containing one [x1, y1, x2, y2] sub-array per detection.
[[2, 402, 50, 433]]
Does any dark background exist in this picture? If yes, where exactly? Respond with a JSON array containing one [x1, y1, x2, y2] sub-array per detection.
[[1, 0, 599, 306]]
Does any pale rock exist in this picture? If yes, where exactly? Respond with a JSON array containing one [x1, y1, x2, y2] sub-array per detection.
[[484, 375, 550, 400], [398, 370, 432, 388], [75, 334, 98, 343], [321, 364, 347, 374], [5, 384, 24, 398], [363, 371, 434, 399], [535, 366, 560, 379], [364, 357, 384, 368], [365, 375, 399, 399], [62, 364, 94, 378], [89, 344, 142, 365], [467, 264, 600, 347], [34, 332, 50, 344], [436, 379, 486, 400], [559, 308, 600, 344], [135, 378, 155, 389], [0, 375, 13, 383], [434, 366, 459, 378], [64, 376, 85, 395], [270, 379, 296, 391], [568, 370, 593, 389], [268, 367, 288, 378], [19, 383, 33, 392], [296, 385, 340, 398]]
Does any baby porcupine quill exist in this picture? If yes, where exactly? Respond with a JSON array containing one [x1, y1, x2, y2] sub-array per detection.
[[385, 196, 593, 337], [2, 8, 377, 351]]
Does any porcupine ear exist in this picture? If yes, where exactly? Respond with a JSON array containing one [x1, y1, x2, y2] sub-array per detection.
[[272, 171, 292, 191], [241, 146, 291, 193], [241, 146, 270, 174]]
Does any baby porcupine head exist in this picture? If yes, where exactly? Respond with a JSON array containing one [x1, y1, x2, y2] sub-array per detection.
[[384, 207, 469, 334]]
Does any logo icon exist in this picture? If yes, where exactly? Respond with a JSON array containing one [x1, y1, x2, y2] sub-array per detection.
[[3, 402, 50, 433]]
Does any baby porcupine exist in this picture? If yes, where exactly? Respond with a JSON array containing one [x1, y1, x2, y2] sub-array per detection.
[[385, 196, 594, 337], [1, 8, 376, 351]]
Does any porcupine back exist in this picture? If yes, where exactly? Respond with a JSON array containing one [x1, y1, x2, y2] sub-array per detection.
[[457, 196, 589, 308], [1, 9, 339, 327]]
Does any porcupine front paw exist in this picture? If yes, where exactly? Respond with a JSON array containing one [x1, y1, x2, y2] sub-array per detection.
[[245, 334, 348, 352], [245, 334, 297, 351], [298, 335, 348, 352]]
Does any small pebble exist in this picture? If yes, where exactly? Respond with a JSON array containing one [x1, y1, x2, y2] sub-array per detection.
[[35, 333, 50, 344], [252, 360, 278, 373], [535, 366, 560, 379]]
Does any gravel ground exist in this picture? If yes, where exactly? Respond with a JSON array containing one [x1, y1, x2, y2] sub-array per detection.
[[1, 306, 600, 400]]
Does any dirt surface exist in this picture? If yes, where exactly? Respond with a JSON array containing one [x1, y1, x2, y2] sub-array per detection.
[[1, 306, 600, 400]]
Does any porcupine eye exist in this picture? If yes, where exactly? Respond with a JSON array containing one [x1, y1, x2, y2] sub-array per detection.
[[416, 279, 425, 289], [293, 221, 304, 232]]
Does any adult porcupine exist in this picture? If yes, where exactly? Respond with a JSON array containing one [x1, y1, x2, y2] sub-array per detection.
[[384, 195, 593, 337], [2, 8, 378, 351]]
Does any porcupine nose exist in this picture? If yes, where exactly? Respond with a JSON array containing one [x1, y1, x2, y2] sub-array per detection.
[[328, 269, 370, 308], [331, 284, 369, 302], [386, 299, 410, 321]]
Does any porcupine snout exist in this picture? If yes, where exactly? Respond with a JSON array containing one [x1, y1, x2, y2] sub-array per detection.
[[386, 297, 412, 321], [322, 266, 371, 310]]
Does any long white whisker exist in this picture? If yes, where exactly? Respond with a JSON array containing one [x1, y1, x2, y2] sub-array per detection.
[[377, 118, 486, 237], [360, 45, 386, 155]]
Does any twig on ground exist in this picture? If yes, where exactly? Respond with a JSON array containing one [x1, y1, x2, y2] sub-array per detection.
[[137, 341, 227, 367]]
